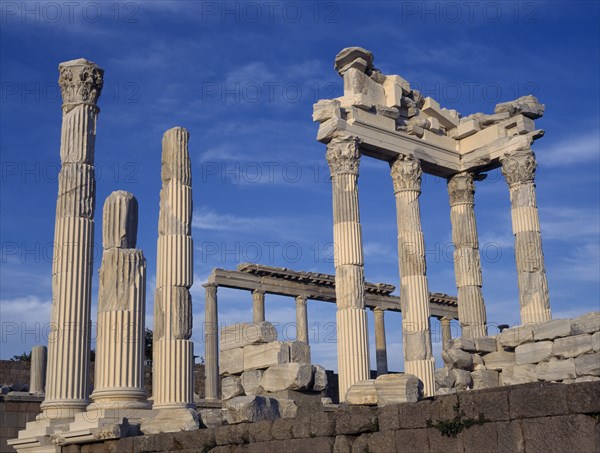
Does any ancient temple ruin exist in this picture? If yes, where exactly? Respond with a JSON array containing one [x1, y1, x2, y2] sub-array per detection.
[[6, 48, 599, 452]]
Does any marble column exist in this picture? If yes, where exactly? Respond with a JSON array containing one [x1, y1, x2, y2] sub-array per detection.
[[440, 317, 452, 351], [204, 283, 219, 401], [30, 346, 47, 396], [42, 59, 103, 420], [500, 148, 551, 324], [326, 135, 370, 402], [448, 172, 487, 339], [252, 289, 265, 323], [372, 308, 388, 376], [90, 191, 149, 410], [295, 296, 309, 344], [152, 127, 195, 410], [390, 155, 435, 397]]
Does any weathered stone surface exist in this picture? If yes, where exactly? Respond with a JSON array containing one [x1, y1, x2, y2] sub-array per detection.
[[453, 369, 473, 390], [509, 382, 568, 418], [575, 376, 600, 382], [553, 334, 593, 358], [483, 350, 516, 370], [536, 359, 576, 381], [313, 99, 342, 123], [220, 322, 278, 351], [141, 408, 199, 434], [447, 338, 475, 351], [275, 398, 298, 419], [498, 325, 534, 348], [335, 406, 378, 434], [520, 414, 597, 453], [334, 46, 374, 75], [247, 420, 273, 443], [342, 68, 386, 109], [574, 352, 600, 376], [287, 341, 311, 364], [199, 408, 225, 429], [260, 363, 313, 392], [533, 318, 573, 341], [244, 341, 289, 371], [395, 429, 429, 453], [373, 373, 420, 406], [312, 365, 328, 391], [434, 368, 455, 390], [345, 380, 378, 405], [334, 434, 355, 452], [220, 347, 244, 375], [570, 312, 600, 335], [592, 332, 600, 351], [473, 336, 498, 353], [442, 348, 473, 370], [500, 364, 537, 386], [472, 353, 485, 370], [270, 417, 294, 440], [221, 376, 244, 400], [495, 95, 545, 119], [224, 396, 280, 424], [241, 370, 264, 396], [515, 341, 553, 365], [471, 370, 499, 389], [102, 190, 137, 249]]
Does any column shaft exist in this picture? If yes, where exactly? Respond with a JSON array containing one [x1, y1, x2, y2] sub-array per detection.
[[30, 346, 47, 396], [326, 135, 370, 402], [373, 308, 388, 376], [153, 127, 195, 409], [391, 156, 435, 397], [204, 284, 219, 401], [42, 59, 103, 419], [252, 289, 265, 323], [448, 172, 487, 339], [440, 317, 452, 351], [501, 149, 551, 324], [295, 296, 309, 344]]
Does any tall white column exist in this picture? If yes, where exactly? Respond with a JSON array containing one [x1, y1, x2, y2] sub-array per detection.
[[372, 308, 388, 376], [390, 156, 435, 397], [295, 296, 309, 344], [42, 59, 103, 420], [326, 135, 370, 402], [30, 346, 47, 396], [90, 191, 149, 410], [448, 172, 487, 339], [204, 283, 219, 401], [500, 148, 551, 324], [252, 289, 265, 323], [152, 127, 195, 409]]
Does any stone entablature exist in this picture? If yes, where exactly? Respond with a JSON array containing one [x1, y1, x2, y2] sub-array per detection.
[[436, 312, 600, 394]]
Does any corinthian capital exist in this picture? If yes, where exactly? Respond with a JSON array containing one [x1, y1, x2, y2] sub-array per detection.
[[58, 58, 104, 108], [500, 149, 537, 187], [326, 135, 361, 176], [390, 155, 422, 193], [448, 172, 475, 206]]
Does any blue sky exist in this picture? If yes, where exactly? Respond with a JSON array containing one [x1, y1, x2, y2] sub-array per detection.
[[1, 1, 599, 373]]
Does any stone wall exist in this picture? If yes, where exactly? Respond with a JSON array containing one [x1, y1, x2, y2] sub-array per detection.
[[61, 380, 600, 452], [0, 360, 30, 389], [437, 312, 600, 394], [0, 396, 42, 452]]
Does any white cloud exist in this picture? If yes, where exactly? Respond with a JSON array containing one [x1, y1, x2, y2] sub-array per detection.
[[540, 206, 600, 241], [539, 130, 600, 166]]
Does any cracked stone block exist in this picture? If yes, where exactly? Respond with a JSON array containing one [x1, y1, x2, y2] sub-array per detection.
[[346, 380, 378, 405], [515, 341, 553, 365], [221, 376, 244, 400], [536, 359, 576, 381], [553, 334, 593, 359], [220, 322, 278, 351], [374, 374, 420, 406], [260, 363, 313, 392]]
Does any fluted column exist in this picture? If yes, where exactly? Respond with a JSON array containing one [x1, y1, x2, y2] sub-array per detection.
[[295, 296, 309, 344], [153, 127, 195, 409], [390, 156, 435, 397], [90, 191, 149, 410], [42, 59, 103, 420], [252, 289, 265, 323], [326, 135, 370, 402], [30, 346, 47, 396], [440, 317, 452, 352], [372, 308, 388, 376], [500, 148, 551, 324], [448, 172, 487, 339], [204, 283, 219, 401]]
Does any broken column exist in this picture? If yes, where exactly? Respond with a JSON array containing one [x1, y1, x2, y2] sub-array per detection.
[[30, 346, 47, 396], [43, 58, 104, 420], [390, 155, 435, 397], [204, 282, 219, 401], [90, 191, 149, 410], [373, 308, 388, 376], [326, 134, 370, 401], [252, 289, 265, 323], [500, 146, 551, 324], [448, 172, 487, 338], [149, 127, 198, 431], [441, 317, 452, 351]]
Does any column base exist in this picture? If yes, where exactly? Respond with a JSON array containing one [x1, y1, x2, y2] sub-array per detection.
[[405, 358, 435, 398], [140, 407, 199, 434], [7, 417, 70, 452]]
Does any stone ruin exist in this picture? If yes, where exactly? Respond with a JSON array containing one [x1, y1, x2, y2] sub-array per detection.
[[6, 48, 599, 452]]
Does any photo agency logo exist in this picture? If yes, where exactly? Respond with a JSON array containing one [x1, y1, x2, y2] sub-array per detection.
[[399, 1, 541, 24], [1, 1, 140, 24], [198, 1, 340, 24]]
